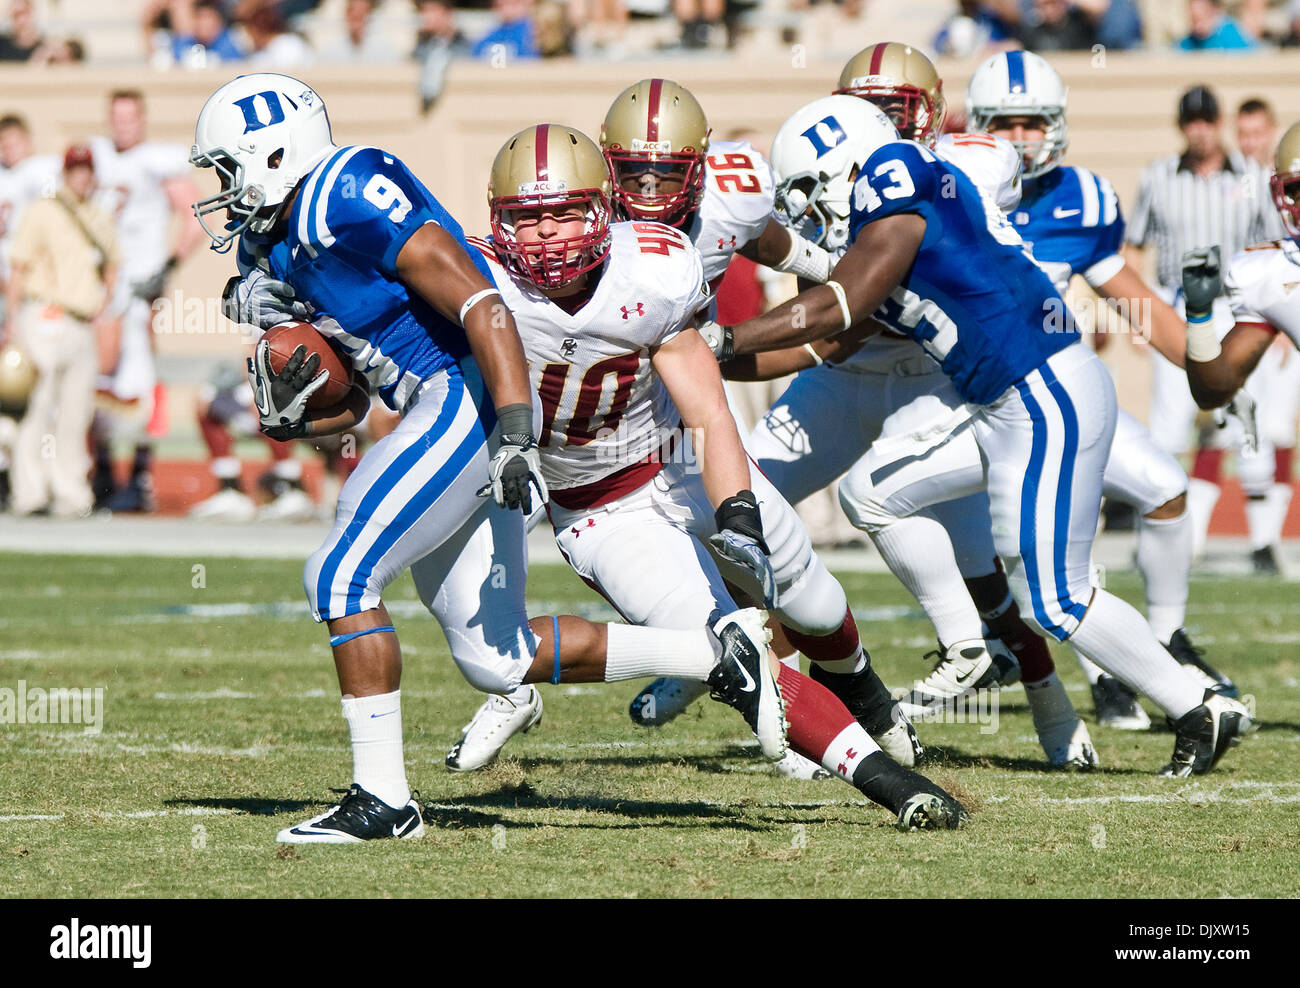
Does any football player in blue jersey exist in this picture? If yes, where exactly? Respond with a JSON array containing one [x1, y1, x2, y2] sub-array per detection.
[[711, 114, 1255, 777], [191, 74, 785, 842], [966, 50, 1240, 717]]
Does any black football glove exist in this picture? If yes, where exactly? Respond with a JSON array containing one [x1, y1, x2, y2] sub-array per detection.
[[478, 403, 548, 513], [708, 490, 777, 607], [131, 256, 178, 302], [1181, 246, 1222, 323], [248, 338, 329, 441]]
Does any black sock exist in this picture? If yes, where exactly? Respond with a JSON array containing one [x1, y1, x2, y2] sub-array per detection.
[[809, 663, 897, 738], [851, 751, 948, 814]]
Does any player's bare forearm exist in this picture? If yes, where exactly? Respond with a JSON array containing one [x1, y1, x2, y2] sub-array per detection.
[[396, 222, 532, 411], [653, 329, 751, 505], [738, 217, 794, 267], [729, 213, 924, 355], [1187, 322, 1275, 409], [165, 178, 206, 262], [303, 382, 370, 436], [1097, 263, 1184, 366], [721, 326, 869, 381]]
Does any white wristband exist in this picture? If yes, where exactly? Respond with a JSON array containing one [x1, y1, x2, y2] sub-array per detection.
[[803, 343, 824, 367], [1185, 314, 1222, 363], [774, 235, 833, 283], [459, 288, 500, 325], [825, 279, 853, 332]]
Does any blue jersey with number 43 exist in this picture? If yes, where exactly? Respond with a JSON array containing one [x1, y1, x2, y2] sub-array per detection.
[[848, 140, 1077, 405], [255, 144, 493, 411]]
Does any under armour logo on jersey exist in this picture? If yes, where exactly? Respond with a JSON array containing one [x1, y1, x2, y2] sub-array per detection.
[[621, 303, 645, 319], [570, 518, 596, 537], [232, 91, 289, 133], [561, 338, 578, 357], [717, 235, 737, 250]]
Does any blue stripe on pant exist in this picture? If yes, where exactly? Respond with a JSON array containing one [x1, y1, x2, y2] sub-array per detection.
[[311, 369, 481, 621], [1013, 368, 1089, 641]]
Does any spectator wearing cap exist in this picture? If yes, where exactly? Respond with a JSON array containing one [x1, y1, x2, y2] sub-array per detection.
[[1177, 0, 1257, 50], [2, 145, 119, 518], [1125, 85, 1284, 559]]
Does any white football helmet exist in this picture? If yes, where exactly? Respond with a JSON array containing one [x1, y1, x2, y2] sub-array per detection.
[[966, 51, 1068, 180], [770, 95, 899, 252], [191, 73, 336, 251]]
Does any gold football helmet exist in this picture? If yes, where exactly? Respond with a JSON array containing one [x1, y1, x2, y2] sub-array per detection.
[[600, 78, 710, 226], [0, 343, 37, 418], [1271, 122, 1300, 238], [488, 123, 612, 289], [834, 43, 946, 145]]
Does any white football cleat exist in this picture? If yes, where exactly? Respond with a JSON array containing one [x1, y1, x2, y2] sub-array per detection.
[[772, 750, 831, 780], [873, 706, 924, 768], [628, 676, 710, 726], [188, 486, 256, 522], [706, 607, 787, 761], [1026, 671, 1099, 769], [445, 685, 543, 772], [257, 486, 317, 522], [898, 638, 1019, 720]]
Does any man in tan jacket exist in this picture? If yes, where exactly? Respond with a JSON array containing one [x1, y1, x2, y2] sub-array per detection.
[[2, 144, 117, 516]]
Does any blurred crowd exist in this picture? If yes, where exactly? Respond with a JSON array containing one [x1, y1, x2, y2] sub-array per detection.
[[3, 0, 1300, 72]]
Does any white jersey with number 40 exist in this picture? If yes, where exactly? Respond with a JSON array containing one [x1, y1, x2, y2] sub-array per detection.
[[469, 221, 711, 503], [1224, 238, 1300, 349]]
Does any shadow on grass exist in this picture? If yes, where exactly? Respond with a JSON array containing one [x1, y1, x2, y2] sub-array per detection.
[[164, 796, 319, 815], [919, 744, 1148, 775]]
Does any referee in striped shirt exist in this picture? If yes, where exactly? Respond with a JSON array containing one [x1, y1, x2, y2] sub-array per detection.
[[1125, 83, 1284, 560]]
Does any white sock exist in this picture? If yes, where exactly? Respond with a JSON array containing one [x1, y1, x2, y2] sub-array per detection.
[[603, 623, 718, 682], [272, 458, 303, 482], [1185, 478, 1220, 560], [1245, 483, 1292, 550], [1067, 590, 1204, 719], [211, 456, 240, 481], [1136, 510, 1192, 643], [341, 690, 409, 809], [1024, 671, 1077, 733], [1071, 650, 1106, 685], [869, 516, 984, 648]]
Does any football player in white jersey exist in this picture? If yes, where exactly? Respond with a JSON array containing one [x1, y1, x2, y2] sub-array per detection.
[[450, 124, 959, 829], [0, 113, 58, 507], [1185, 123, 1300, 413], [596, 79, 924, 779], [90, 89, 205, 514], [966, 50, 1238, 716]]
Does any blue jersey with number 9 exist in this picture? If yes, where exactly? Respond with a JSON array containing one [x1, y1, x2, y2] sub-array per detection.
[[258, 145, 493, 410], [848, 140, 1077, 405]]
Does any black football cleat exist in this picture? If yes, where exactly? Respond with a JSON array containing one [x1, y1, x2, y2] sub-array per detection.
[[706, 608, 787, 761], [1090, 674, 1150, 730], [276, 784, 425, 843], [1165, 629, 1238, 698], [1159, 693, 1254, 778]]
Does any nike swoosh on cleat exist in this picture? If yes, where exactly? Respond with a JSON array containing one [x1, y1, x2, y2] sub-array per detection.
[[393, 818, 417, 837], [731, 653, 758, 693]]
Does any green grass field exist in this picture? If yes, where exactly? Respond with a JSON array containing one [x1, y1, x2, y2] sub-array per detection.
[[1, 551, 1298, 898]]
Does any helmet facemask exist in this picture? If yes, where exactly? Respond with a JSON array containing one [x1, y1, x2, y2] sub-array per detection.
[[973, 108, 1068, 179], [492, 189, 612, 290], [837, 82, 944, 145], [190, 147, 284, 252], [1271, 170, 1300, 239], [604, 145, 704, 226], [774, 170, 850, 251]]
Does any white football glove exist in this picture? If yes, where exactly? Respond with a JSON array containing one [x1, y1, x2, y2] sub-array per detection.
[[224, 269, 314, 330], [248, 337, 330, 441], [1214, 390, 1259, 455], [708, 491, 777, 607], [697, 320, 735, 362], [476, 403, 549, 513]]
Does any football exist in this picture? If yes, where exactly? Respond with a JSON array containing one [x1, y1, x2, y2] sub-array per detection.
[[261, 321, 354, 410]]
